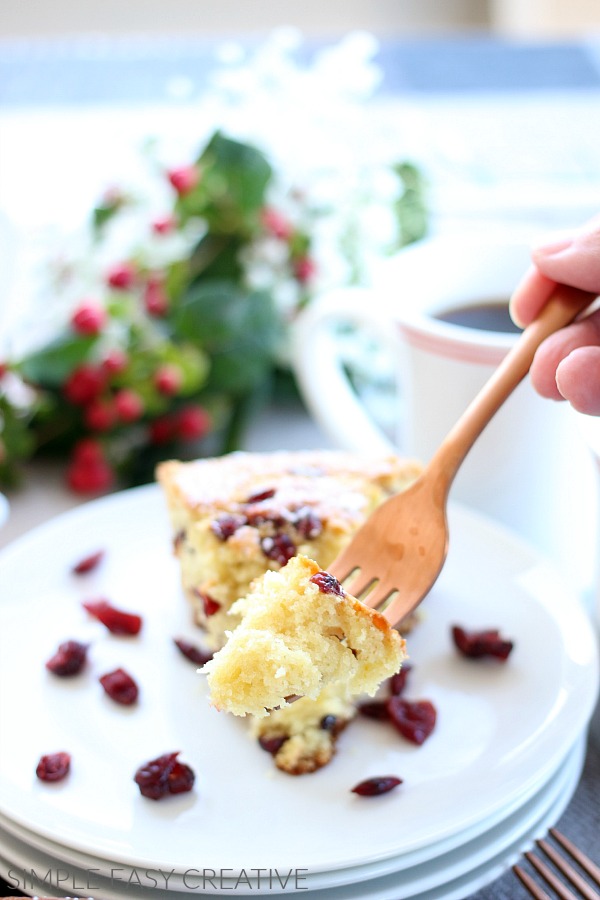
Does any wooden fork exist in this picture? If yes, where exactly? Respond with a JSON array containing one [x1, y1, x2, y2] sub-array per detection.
[[514, 828, 600, 899], [329, 284, 595, 626]]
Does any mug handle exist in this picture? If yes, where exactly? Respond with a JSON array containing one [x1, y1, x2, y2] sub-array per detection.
[[290, 287, 399, 454]]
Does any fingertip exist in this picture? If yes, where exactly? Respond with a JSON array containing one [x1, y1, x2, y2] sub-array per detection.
[[555, 346, 600, 415], [510, 267, 557, 328]]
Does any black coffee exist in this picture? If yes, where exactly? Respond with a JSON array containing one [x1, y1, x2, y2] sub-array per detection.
[[434, 301, 522, 334]]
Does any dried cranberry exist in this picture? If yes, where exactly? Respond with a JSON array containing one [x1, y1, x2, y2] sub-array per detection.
[[310, 571, 344, 597], [390, 664, 413, 696], [358, 701, 390, 721], [36, 752, 71, 783], [194, 590, 221, 617], [245, 508, 287, 528], [168, 760, 196, 794], [210, 514, 247, 541], [45, 640, 89, 676], [293, 507, 323, 539], [82, 599, 142, 635], [351, 776, 402, 796], [99, 668, 139, 705], [387, 697, 437, 745], [72, 550, 105, 574], [174, 638, 213, 666], [245, 488, 276, 503], [258, 735, 287, 754], [260, 533, 296, 566], [452, 625, 514, 661], [134, 751, 195, 800]]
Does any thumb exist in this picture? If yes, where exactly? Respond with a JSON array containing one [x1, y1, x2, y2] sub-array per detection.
[[533, 215, 600, 293]]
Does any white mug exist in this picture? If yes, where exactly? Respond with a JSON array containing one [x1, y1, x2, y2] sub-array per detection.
[[291, 232, 598, 596]]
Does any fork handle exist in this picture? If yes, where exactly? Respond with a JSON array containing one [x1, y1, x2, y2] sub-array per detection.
[[427, 284, 596, 492]]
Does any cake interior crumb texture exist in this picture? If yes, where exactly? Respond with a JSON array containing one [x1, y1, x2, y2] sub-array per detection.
[[202, 555, 406, 718], [157, 450, 421, 773]]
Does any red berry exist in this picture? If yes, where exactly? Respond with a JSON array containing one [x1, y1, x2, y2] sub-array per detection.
[[210, 514, 247, 541], [390, 664, 413, 696], [99, 668, 139, 705], [357, 701, 390, 721], [351, 776, 402, 796], [194, 590, 221, 618], [167, 165, 200, 196], [176, 405, 211, 441], [144, 277, 169, 317], [101, 349, 129, 375], [64, 365, 105, 405], [293, 256, 316, 284], [260, 533, 296, 566], [387, 697, 437, 745], [36, 752, 71, 783], [310, 571, 344, 597], [167, 761, 196, 794], [452, 625, 514, 661], [67, 456, 114, 494], [106, 261, 136, 290], [174, 638, 213, 666], [84, 399, 116, 432], [72, 549, 105, 574], [154, 365, 182, 395], [148, 415, 176, 445], [71, 301, 106, 336], [46, 640, 89, 676], [82, 598, 142, 635], [0, 362, 8, 379], [71, 438, 104, 465], [134, 751, 195, 800], [261, 206, 293, 240], [114, 389, 144, 423], [152, 215, 177, 235], [259, 735, 287, 754]]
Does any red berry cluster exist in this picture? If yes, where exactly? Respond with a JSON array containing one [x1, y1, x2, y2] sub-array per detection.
[[0, 133, 320, 493], [60, 271, 211, 492], [260, 205, 316, 286]]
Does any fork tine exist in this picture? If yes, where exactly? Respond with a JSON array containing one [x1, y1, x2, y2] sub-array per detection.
[[550, 829, 600, 888], [514, 830, 600, 900], [524, 851, 581, 900], [536, 834, 600, 900], [343, 570, 378, 601], [361, 582, 395, 610], [513, 865, 553, 900]]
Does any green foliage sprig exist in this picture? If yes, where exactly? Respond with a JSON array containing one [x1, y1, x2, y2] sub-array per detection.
[[0, 130, 427, 493]]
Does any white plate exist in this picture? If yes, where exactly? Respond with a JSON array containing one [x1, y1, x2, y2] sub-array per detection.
[[0, 486, 597, 878], [0, 728, 583, 894], [0, 736, 584, 900]]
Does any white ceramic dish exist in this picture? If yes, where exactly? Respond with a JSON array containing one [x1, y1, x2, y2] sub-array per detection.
[[0, 737, 583, 900], [0, 485, 597, 879], [0, 733, 578, 895]]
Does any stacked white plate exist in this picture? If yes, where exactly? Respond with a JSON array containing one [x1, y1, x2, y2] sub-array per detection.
[[0, 486, 597, 900]]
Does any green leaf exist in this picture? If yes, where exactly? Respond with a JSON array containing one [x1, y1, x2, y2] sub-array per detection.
[[16, 334, 97, 387], [176, 131, 272, 233], [188, 233, 244, 282], [393, 161, 429, 248], [0, 396, 36, 486], [173, 280, 280, 394], [202, 131, 272, 213]]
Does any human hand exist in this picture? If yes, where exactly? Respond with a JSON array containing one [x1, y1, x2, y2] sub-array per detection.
[[510, 215, 600, 415]]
